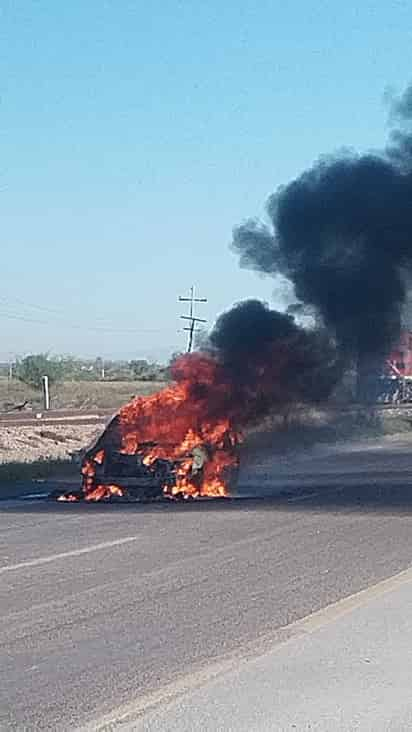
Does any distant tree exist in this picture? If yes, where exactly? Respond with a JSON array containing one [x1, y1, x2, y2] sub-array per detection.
[[16, 354, 65, 390], [129, 359, 168, 382], [129, 359, 150, 379], [164, 352, 184, 380]]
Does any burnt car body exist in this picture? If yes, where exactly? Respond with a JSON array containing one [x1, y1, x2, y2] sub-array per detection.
[[91, 445, 182, 500], [81, 418, 239, 500], [53, 413, 240, 502]]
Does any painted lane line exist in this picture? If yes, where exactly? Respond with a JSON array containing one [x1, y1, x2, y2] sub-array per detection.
[[0, 536, 137, 574], [20, 493, 50, 500]]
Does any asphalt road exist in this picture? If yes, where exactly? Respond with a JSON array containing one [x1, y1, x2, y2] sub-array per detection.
[[238, 433, 412, 494], [2, 466, 412, 731], [134, 567, 412, 731]]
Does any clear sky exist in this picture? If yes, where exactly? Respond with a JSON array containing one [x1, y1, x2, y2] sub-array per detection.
[[2, 0, 412, 361]]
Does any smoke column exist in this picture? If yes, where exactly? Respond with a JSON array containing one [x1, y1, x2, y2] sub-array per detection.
[[206, 299, 340, 423], [232, 82, 412, 393]]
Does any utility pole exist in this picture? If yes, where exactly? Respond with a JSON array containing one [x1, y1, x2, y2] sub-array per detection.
[[179, 286, 207, 353]]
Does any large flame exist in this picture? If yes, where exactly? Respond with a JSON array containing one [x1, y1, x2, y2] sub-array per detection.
[[58, 353, 241, 502]]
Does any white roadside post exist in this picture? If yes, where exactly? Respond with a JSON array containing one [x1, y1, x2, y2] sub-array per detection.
[[42, 375, 50, 411]]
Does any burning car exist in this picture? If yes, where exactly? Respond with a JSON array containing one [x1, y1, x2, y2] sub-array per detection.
[[55, 392, 240, 503], [53, 352, 244, 503], [73, 437, 237, 502]]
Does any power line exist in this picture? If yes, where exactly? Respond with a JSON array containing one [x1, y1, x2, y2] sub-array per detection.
[[0, 295, 164, 329], [179, 286, 207, 353], [0, 308, 168, 335], [0, 296, 77, 318]]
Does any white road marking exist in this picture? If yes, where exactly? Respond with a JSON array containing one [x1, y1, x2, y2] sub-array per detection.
[[20, 493, 50, 500], [0, 536, 137, 574]]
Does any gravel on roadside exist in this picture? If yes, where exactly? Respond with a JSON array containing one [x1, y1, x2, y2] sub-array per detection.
[[0, 424, 105, 465]]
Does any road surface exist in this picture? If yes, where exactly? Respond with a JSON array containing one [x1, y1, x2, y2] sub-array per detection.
[[2, 456, 412, 731], [133, 567, 412, 731]]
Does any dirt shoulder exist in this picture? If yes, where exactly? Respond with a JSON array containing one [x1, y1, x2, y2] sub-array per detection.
[[0, 424, 105, 466]]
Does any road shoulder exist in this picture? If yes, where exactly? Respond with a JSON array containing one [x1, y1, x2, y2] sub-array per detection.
[[89, 566, 412, 731]]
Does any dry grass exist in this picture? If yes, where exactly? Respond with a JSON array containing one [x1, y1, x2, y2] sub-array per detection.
[[0, 378, 167, 412]]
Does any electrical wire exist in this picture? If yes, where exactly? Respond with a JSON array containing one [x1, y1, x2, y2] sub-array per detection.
[[0, 307, 169, 334], [0, 295, 141, 324]]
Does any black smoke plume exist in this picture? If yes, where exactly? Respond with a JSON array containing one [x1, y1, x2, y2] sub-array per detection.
[[206, 299, 341, 422], [232, 82, 412, 387]]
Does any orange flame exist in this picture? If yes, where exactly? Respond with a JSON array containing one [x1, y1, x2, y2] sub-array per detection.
[[85, 484, 124, 502], [57, 353, 241, 502]]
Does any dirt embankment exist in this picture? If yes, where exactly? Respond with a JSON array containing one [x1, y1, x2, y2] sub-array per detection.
[[0, 424, 105, 465]]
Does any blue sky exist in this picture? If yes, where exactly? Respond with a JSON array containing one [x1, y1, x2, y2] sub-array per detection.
[[2, 0, 412, 361]]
